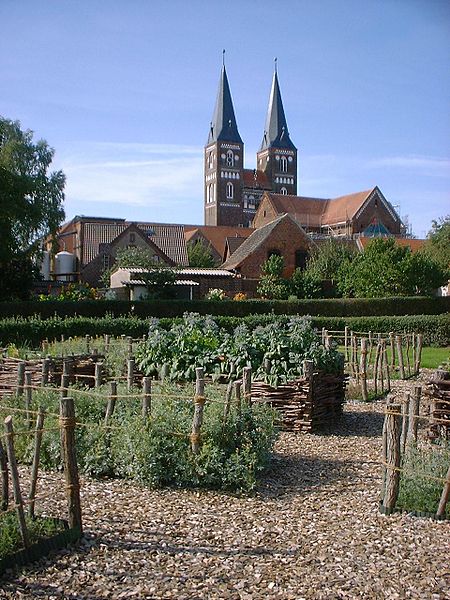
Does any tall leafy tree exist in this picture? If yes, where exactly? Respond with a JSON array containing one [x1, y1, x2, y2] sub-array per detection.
[[421, 216, 450, 279], [0, 117, 65, 299], [257, 254, 290, 299]]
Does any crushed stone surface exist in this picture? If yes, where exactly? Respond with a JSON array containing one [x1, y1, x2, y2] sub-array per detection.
[[1, 374, 449, 599]]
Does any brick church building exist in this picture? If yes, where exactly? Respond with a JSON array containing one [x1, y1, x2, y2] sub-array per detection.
[[204, 63, 405, 240], [204, 63, 297, 227]]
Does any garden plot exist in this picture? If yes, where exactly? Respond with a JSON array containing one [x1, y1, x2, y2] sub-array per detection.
[[1, 399, 449, 600]]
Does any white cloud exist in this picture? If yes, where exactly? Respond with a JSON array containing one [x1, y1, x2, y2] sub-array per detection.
[[366, 155, 450, 176]]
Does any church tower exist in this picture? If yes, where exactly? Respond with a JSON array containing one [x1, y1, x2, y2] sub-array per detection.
[[204, 62, 244, 226], [257, 64, 297, 196]]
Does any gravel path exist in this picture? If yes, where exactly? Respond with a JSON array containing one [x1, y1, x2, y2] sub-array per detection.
[[1, 397, 449, 599]]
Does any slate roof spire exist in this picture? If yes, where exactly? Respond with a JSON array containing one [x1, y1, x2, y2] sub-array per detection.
[[260, 62, 296, 151], [207, 59, 242, 145]]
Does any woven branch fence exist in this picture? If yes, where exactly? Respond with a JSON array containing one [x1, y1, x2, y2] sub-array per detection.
[[380, 383, 450, 519], [321, 328, 423, 400]]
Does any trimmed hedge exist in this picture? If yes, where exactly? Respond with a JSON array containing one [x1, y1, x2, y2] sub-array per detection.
[[0, 296, 449, 319], [1, 313, 448, 348]]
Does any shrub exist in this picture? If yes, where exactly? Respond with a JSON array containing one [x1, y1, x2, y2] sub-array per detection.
[[2, 384, 278, 493]]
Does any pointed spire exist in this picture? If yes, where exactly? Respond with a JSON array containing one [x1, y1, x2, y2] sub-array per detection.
[[207, 61, 242, 145], [260, 65, 296, 151]]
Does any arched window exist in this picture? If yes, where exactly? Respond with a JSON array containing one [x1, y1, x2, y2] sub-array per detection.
[[280, 187, 288, 195], [208, 152, 214, 169], [268, 248, 281, 259], [226, 182, 234, 199], [280, 156, 288, 173], [226, 150, 234, 167]]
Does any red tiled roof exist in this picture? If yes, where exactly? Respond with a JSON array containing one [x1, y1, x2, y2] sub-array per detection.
[[242, 169, 271, 189], [322, 189, 373, 224], [184, 225, 254, 257]]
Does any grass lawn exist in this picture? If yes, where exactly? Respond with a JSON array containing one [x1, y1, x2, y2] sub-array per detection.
[[339, 345, 449, 371]]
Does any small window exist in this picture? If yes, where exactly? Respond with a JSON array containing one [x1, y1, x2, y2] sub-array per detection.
[[226, 150, 234, 167], [280, 156, 288, 173], [208, 152, 214, 169], [226, 182, 234, 199], [280, 187, 288, 195], [268, 249, 281, 259], [102, 254, 110, 271]]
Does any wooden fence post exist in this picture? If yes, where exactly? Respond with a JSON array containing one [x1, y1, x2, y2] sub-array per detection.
[[436, 465, 450, 519], [383, 342, 391, 393], [373, 343, 381, 396], [368, 331, 373, 364], [305, 359, 314, 411], [17, 361, 25, 396], [127, 358, 135, 392], [127, 336, 133, 359], [28, 408, 45, 519], [191, 368, 205, 454], [234, 381, 242, 413], [59, 397, 83, 534], [85, 335, 90, 354], [381, 403, 401, 513], [94, 362, 103, 388], [160, 363, 169, 383], [360, 338, 369, 402], [400, 393, 410, 455], [25, 371, 33, 427], [349, 332, 355, 378], [405, 334, 411, 377], [222, 380, 234, 428], [344, 326, 349, 361], [104, 334, 110, 353], [41, 357, 50, 386], [104, 381, 117, 425], [0, 437, 8, 511], [395, 335, 405, 380], [61, 359, 70, 398], [242, 366, 252, 405], [142, 377, 151, 417], [415, 334, 423, 374], [4, 416, 29, 547], [389, 332, 395, 369], [406, 386, 421, 447]]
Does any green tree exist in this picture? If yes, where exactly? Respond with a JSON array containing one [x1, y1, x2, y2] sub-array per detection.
[[290, 268, 322, 299], [257, 254, 289, 299], [337, 238, 445, 298], [187, 240, 216, 268], [114, 246, 178, 300], [422, 216, 450, 279], [0, 117, 65, 299]]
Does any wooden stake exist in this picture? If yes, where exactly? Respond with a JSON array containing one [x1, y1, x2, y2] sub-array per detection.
[[94, 362, 102, 388], [405, 334, 411, 377], [25, 371, 32, 427], [104, 334, 110, 353], [400, 393, 410, 455], [142, 377, 151, 417], [28, 408, 45, 519], [395, 335, 405, 380], [0, 437, 8, 511], [415, 334, 423, 374], [436, 464, 450, 519], [242, 366, 252, 405], [4, 416, 29, 547], [105, 381, 117, 425], [59, 397, 82, 533], [373, 343, 381, 396], [127, 336, 133, 358], [17, 361, 25, 396], [127, 358, 135, 392], [368, 331, 373, 364], [191, 368, 205, 454], [406, 386, 421, 447], [85, 334, 90, 354], [389, 332, 395, 369], [379, 342, 385, 393], [234, 381, 242, 413], [41, 357, 50, 386], [222, 380, 234, 428], [344, 326, 349, 362], [360, 338, 369, 402], [381, 403, 401, 513], [383, 342, 391, 393], [61, 359, 70, 398]]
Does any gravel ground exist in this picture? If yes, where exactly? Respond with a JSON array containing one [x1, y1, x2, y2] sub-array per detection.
[[1, 375, 449, 599]]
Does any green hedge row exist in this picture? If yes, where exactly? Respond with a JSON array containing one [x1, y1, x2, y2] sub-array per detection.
[[1, 313, 448, 348], [0, 296, 449, 319]]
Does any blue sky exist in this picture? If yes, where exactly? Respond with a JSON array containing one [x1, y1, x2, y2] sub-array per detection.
[[1, 0, 449, 237]]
